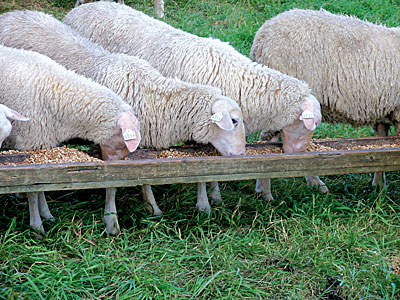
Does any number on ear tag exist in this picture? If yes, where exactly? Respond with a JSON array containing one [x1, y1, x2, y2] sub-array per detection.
[[299, 110, 314, 120], [210, 112, 223, 123], [123, 129, 137, 140]]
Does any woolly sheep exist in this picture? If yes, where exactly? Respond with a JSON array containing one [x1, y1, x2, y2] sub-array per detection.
[[75, 0, 165, 18], [0, 104, 30, 148], [64, 1, 325, 202], [0, 10, 246, 227], [0, 44, 141, 235], [250, 8, 400, 188]]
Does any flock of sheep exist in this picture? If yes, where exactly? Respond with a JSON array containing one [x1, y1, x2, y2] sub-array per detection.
[[0, 1, 398, 236]]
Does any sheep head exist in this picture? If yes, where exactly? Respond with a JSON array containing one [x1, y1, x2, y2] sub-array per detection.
[[209, 98, 246, 156], [281, 94, 321, 153]]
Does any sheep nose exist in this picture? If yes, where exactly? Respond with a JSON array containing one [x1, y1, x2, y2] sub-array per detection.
[[228, 150, 246, 156]]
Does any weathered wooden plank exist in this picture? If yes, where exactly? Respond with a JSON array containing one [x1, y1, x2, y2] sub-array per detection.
[[0, 147, 400, 194], [1, 136, 399, 162]]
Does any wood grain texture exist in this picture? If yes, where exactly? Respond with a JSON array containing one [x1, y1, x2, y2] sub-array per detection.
[[0, 142, 400, 193]]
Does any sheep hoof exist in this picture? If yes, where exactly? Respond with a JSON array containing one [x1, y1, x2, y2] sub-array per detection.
[[210, 190, 223, 204], [145, 203, 163, 216], [103, 214, 120, 236], [33, 231, 44, 239], [372, 172, 386, 189], [31, 223, 45, 239], [255, 178, 273, 197], [262, 192, 274, 201], [319, 185, 329, 194], [42, 213, 55, 222], [196, 203, 211, 214]]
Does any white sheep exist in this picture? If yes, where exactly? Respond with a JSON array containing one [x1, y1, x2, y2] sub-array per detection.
[[64, 1, 325, 202], [0, 10, 246, 224], [0, 44, 141, 236], [75, 0, 165, 18], [250, 8, 400, 188], [0, 104, 30, 148]]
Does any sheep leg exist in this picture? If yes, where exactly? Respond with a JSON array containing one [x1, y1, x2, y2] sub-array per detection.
[[196, 182, 211, 213], [103, 187, 120, 236], [155, 0, 164, 18], [255, 130, 280, 200], [74, 0, 84, 7], [38, 192, 55, 221], [372, 124, 389, 189], [255, 178, 274, 201], [210, 182, 222, 204], [393, 123, 400, 136], [28, 192, 45, 236], [142, 185, 163, 216], [305, 176, 329, 193]]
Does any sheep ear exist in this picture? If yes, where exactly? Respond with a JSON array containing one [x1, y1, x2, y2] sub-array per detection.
[[300, 101, 316, 131], [0, 104, 29, 121], [118, 111, 141, 152], [211, 100, 234, 131]]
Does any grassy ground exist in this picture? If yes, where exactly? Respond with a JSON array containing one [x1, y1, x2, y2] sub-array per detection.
[[1, 0, 400, 299]]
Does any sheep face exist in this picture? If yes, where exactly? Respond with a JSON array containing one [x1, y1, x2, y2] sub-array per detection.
[[0, 104, 29, 148], [209, 98, 246, 156], [281, 95, 321, 153], [100, 110, 141, 161]]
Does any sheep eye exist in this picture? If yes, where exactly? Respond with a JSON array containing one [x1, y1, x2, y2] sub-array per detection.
[[232, 118, 239, 127]]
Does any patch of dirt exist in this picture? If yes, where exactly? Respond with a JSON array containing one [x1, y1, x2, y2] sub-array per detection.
[[389, 256, 400, 275], [319, 276, 347, 300], [264, 257, 295, 272]]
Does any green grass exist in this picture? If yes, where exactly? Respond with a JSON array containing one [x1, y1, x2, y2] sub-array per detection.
[[1, 0, 400, 299]]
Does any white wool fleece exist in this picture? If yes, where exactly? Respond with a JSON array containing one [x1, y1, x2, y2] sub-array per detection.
[[0, 45, 133, 150], [63, 1, 314, 134], [0, 10, 241, 150], [251, 9, 400, 128]]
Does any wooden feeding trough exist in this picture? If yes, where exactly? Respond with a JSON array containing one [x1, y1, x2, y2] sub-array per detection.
[[0, 136, 400, 194]]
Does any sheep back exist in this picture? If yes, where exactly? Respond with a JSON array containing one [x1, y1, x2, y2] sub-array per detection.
[[0, 45, 132, 150], [251, 9, 400, 127], [64, 2, 314, 134]]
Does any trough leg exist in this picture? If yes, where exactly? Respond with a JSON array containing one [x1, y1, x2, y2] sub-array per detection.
[[210, 182, 223, 204], [38, 192, 55, 221], [103, 187, 120, 236], [196, 182, 211, 213], [28, 192, 45, 236], [142, 185, 163, 215], [372, 123, 390, 189]]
